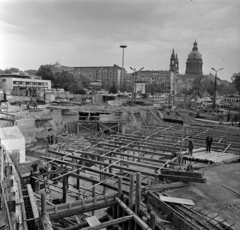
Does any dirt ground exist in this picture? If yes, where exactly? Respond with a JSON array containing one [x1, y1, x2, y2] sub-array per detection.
[[167, 163, 240, 229]]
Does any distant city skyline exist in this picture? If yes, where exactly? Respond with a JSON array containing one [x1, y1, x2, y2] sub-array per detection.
[[0, 0, 239, 81]]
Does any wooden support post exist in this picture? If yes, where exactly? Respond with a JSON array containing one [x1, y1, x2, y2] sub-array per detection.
[[76, 168, 80, 190], [92, 182, 95, 216], [109, 159, 112, 173], [149, 212, 156, 230], [63, 176, 67, 203], [117, 176, 123, 218], [41, 192, 46, 217], [135, 172, 141, 216], [118, 177, 122, 199], [47, 162, 50, 180], [116, 198, 150, 230], [77, 123, 79, 135], [133, 150, 135, 162], [129, 173, 134, 210]]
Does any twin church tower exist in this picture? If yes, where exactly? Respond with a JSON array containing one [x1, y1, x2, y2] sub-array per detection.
[[169, 40, 203, 75]]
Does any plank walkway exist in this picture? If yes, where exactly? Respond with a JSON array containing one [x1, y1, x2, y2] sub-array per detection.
[[184, 150, 238, 163]]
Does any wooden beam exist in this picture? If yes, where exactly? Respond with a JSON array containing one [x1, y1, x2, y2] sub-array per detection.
[[116, 197, 152, 230], [135, 173, 141, 216], [159, 195, 195, 206], [53, 216, 108, 230], [129, 173, 134, 210], [62, 149, 161, 171], [47, 194, 116, 214], [41, 192, 47, 217], [158, 174, 206, 183], [105, 213, 122, 230], [27, 184, 39, 219], [49, 199, 117, 220], [161, 169, 204, 178], [64, 215, 133, 230], [43, 156, 157, 178], [145, 182, 190, 192], [221, 184, 240, 196]]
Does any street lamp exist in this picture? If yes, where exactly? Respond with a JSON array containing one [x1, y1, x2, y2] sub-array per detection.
[[185, 81, 188, 103], [211, 67, 224, 109], [130, 67, 144, 104], [120, 45, 127, 92]]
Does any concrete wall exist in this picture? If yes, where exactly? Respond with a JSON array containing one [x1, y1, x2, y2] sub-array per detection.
[[15, 119, 36, 145], [45, 93, 55, 101], [67, 122, 77, 133], [0, 126, 25, 163]]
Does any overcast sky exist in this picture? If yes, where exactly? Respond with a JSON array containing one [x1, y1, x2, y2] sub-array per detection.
[[0, 0, 239, 81]]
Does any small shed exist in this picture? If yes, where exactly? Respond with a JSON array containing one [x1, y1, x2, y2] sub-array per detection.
[[0, 126, 25, 163]]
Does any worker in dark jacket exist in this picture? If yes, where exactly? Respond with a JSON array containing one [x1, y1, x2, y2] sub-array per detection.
[[206, 135, 213, 153], [188, 136, 194, 156]]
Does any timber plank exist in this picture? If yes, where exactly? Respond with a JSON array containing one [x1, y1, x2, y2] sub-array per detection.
[[159, 195, 195, 206], [161, 169, 203, 178], [158, 174, 206, 183], [86, 216, 106, 230], [49, 200, 117, 220], [145, 182, 190, 191]]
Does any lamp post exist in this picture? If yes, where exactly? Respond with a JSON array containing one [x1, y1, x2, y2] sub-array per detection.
[[211, 67, 224, 109], [130, 67, 144, 104], [120, 45, 127, 92]]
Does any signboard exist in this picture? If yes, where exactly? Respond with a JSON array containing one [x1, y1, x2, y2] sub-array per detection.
[[90, 81, 102, 87], [134, 81, 146, 94]]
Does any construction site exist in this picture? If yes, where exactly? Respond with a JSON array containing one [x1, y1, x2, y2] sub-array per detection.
[[0, 96, 240, 230]]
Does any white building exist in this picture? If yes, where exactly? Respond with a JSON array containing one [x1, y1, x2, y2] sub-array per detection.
[[0, 73, 51, 96], [0, 126, 25, 163]]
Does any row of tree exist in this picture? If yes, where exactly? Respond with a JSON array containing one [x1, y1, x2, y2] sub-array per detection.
[[36, 66, 91, 94], [187, 75, 238, 97], [1, 67, 240, 95]]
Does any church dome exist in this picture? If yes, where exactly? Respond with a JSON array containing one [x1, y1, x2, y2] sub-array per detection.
[[185, 40, 203, 75], [188, 50, 202, 59], [187, 40, 202, 60], [54, 61, 61, 67]]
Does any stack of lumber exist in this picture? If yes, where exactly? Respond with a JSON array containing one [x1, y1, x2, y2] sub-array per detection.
[[159, 168, 206, 183], [183, 150, 240, 164]]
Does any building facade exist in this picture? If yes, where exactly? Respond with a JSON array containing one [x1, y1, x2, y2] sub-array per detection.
[[39, 62, 126, 90], [134, 70, 177, 94], [0, 73, 51, 96]]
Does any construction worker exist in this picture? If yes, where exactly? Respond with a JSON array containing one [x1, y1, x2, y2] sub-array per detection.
[[188, 136, 194, 156], [206, 134, 213, 153]]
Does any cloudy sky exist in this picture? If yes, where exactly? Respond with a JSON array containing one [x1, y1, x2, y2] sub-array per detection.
[[0, 0, 239, 80]]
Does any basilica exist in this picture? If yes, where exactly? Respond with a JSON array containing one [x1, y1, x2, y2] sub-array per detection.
[[169, 40, 213, 93], [169, 40, 203, 75]]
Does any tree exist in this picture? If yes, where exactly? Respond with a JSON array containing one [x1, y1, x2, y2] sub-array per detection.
[[24, 69, 38, 75], [190, 75, 202, 96], [218, 82, 237, 96], [109, 83, 118, 94], [231, 72, 240, 94], [2, 67, 20, 74], [36, 65, 55, 82]]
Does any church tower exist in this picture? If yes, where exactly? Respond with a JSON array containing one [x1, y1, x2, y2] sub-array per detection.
[[169, 49, 176, 72], [185, 40, 203, 75], [175, 53, 179, 74]]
